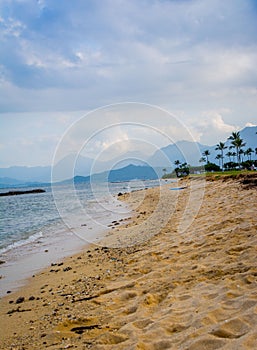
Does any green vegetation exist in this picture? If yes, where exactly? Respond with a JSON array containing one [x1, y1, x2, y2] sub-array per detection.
[[162, 130, 256, 179], [228, 131, 246, 165], [174, 161, 190, 178], [205, 169, 250, 176], [202, 150, 210, 164], [204, 162, 220, 172], [215, 142, 227, 171]]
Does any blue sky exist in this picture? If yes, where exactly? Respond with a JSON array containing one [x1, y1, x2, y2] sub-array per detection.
[[0, 0, 257, 167]]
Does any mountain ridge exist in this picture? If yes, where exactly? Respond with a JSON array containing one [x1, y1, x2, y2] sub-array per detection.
[[1, 126, 256, 185], [59, 164, 161, 185]]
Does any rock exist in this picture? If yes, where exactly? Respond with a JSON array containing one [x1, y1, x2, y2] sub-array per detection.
[[0, 189, 46, 197], [63, 266, 72, 272], [29, 296, 35, 301], [16, 296, 25, 304]]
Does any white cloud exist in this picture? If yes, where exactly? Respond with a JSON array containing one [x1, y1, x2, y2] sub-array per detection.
[[189, 112, 238, 145], [245, 122, 257, 127], [1, 0, 257, 166], [197, 46, 257, 86], [207, 113, 236, 132]]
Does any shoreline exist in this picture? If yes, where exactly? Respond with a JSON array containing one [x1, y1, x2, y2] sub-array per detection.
[[0, 179, 169, 297], [0, 174, 257, 349], [0, 193, 132, 297]]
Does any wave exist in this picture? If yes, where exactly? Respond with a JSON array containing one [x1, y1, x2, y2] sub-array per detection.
[[0, 231, 43, 255]]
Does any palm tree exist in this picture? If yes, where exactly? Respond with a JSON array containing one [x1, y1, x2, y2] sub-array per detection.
[[215, 142, 227, 171], [203, 150, 210, 164], [229, 131, 240, 140], [239, 149, 245, 162], [199, 156, 206, 164], [215, 154, 222, 169], [245, 148, 254, 161], [173, 160, 189, 177], [255, 148, 257, 159], [180, 162, 190, 176], [226, 151, 233, 162], [232, 151, 237, 162], [228, 132, 246, 166]]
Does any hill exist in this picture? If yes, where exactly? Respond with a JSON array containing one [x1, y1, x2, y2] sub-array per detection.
[[149, 125, 257, 166], [60, 164, 160, 184], [0, 125, 256, 185]]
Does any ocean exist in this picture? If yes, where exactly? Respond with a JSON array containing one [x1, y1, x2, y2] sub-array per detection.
[[0, 180, 161, 295]]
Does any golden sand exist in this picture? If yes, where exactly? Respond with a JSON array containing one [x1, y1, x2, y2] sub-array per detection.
[[0, 174, 257, 349]]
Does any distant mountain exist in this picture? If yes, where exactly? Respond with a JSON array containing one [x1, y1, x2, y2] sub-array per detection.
[[52, 152, 151, 182], [0, 154, 98, 184], [0, 151, 160, 185], [1, 125, 256, 185], [0, 177, 26, 185], [107, 164, 159, 182], [98, 151, 152, 171], [60, 164, 161, 184], [240, 126, 257, 149], [0, 165, 51, 183], [0, 177, 27, 188], [149, 125, 257, 166], [148, 140, 208, 166], [0, 177, 50, 189], [207, 126, 257, 164], [51, 154, 95, 182]]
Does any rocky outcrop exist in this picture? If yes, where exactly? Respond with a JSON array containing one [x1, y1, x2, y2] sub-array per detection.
[[0, 189, 46, 197]]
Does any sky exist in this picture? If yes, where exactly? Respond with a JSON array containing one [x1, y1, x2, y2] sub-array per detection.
[[0, 0, 257, 167]]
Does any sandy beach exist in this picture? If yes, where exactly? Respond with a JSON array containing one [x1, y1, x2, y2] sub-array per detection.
[[0, 173, 257, 350]]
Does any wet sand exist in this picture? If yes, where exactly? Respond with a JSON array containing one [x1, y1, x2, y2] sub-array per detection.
[[0, 174, 257, 349]]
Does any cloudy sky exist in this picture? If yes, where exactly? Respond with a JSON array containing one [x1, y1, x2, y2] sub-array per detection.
[[0, 0, 257, 167]]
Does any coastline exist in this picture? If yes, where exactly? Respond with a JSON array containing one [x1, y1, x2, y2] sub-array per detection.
[[0, 179, 166, 296], [0, 191, 132, 297], [0, 174, 257, 349]]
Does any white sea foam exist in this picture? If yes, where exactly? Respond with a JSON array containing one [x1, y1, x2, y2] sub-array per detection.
[[0, 231, 43, 255]]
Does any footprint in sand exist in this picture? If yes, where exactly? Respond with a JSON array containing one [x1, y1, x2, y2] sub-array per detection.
[[210, 317, 250, 339]]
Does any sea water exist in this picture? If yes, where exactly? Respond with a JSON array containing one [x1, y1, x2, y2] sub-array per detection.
[[0, 180, 161, 295]]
